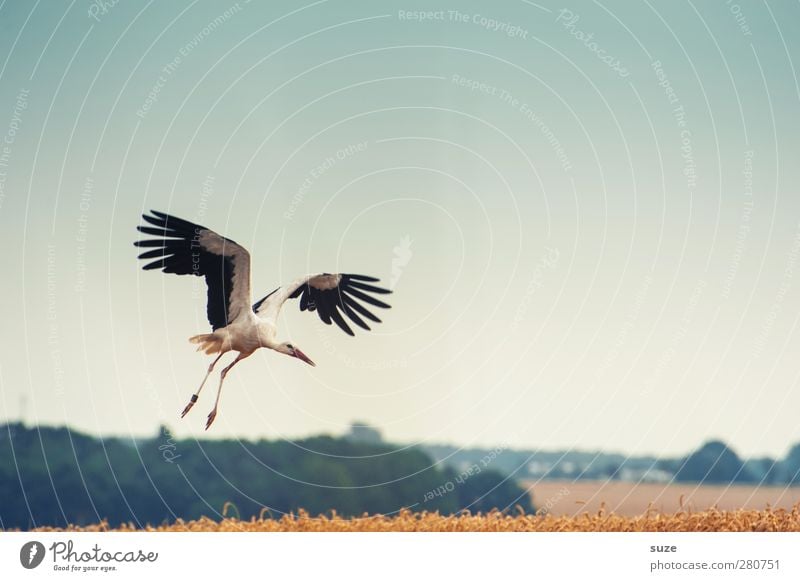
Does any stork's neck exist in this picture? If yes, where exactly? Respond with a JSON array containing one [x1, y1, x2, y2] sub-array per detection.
[[256, 320, 281, 350]]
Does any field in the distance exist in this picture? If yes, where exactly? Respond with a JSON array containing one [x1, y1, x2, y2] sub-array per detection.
[[526, 480, 800, 517], [31, 507, 800, 532]]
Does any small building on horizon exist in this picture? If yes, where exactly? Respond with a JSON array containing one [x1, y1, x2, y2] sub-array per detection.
[[344, 421, 383, 445]]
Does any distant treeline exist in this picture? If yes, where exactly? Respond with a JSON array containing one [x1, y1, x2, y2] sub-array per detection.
[[666, 440, 800, 485], [0, 424, 532, 530], [425, 440, 800, 485]]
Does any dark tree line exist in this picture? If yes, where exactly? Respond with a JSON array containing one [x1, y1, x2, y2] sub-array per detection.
[[0, 424, 533, 529], [663, 440, 800, 485]]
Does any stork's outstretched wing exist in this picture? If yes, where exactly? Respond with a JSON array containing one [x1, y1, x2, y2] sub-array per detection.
[[253, 274, 391, 336], [134, 210, 252, 330]]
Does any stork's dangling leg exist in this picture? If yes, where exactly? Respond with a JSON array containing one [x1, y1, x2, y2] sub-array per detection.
[[206, 353, 248, 430], [181, 352, 224, 418]]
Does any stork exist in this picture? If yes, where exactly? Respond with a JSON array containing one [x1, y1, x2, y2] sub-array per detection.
[[134, 210, 392, 429]]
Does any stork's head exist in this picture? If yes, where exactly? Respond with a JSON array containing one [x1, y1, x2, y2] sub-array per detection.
[[277, 342, 316, 366]]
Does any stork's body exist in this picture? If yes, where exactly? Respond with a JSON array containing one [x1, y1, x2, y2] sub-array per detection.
[[134, 211, 391, 429], [190, 312, 276, 357]]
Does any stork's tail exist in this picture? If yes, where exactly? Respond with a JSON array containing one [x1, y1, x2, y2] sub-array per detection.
[[189, 333, 223, 355]]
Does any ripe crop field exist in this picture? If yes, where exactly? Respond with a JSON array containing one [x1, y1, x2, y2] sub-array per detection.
[[32, 506, 800, 532]]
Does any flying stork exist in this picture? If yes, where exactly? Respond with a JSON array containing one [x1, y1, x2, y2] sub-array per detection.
[[134, 210, 392, 429]]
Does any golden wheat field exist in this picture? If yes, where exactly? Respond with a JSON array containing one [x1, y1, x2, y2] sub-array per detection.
[[31, 506, 800, 532]]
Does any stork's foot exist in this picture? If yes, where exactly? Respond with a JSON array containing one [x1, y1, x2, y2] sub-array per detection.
[[181, 395, 198, 418], [205, 408, 218, 430]]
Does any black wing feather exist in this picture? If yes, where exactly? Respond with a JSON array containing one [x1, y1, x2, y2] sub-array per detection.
[[342, 286, 391, 309], [299, 290, 310, 311], [328, 303, 354, 336], [137, 226, 172, 237], [347, 280, 393, 294], [274, 274, 390, 336], [317, 299, 333, 324], [339, 299, 371, 331], [343, 295, 382, 324], [344, 297, 382, 323]]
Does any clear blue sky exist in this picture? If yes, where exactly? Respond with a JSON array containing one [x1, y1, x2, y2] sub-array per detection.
[[0, 0, 798, 457]]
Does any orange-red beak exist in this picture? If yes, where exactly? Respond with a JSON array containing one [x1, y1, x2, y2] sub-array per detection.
[[293, 348, 316, 367]]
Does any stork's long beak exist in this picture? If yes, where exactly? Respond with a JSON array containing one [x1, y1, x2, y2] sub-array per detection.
[[293, 348, 316, 367]]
